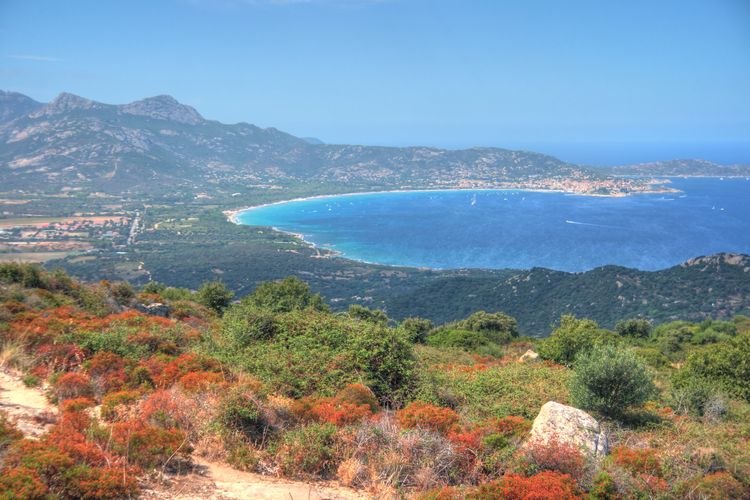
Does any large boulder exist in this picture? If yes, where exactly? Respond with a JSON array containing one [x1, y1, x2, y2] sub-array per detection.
[[518, 349, 539, 363], [526, 401, 608, 456]]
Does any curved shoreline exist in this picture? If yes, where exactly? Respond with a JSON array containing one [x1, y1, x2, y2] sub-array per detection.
[[224, 186, 604, 225]]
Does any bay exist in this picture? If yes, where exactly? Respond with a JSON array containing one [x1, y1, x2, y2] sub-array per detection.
[[235, 178, 750, 272]]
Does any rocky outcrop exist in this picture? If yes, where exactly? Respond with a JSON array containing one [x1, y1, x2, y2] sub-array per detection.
[[122, 95, 204, 125], [518, 349, 539, 363], [527, 401, 608, 456], [135, 302, 171, 318]]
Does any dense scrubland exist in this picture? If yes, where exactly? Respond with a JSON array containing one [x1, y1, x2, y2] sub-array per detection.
[[0, 263, 748, 499]]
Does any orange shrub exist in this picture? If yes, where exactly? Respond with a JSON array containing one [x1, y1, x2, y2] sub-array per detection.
[[37, 343, 86, 372], [521, 438, 586, 482], [396, 401, 460, 434], [610, 446, 662, 476], [86, 352, 128, 395], [0, 466, 49, 498], [486, 416, 530, 438], [469, 472, 583, 500], [110, 421, 188, 468], [684, 472, 746, 499], [293, 395, 373, 427], [101, 390, 142, 422], [335, 383, 379, 412], [154, 353, 221, 387], [54, 372, 94, 401], [178, 371, 225, 393], [66, 465, 139, 499], [61, 397, 96, 413], [140, 389, 196, 430]]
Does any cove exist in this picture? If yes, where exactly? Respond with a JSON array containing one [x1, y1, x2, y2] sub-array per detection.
[[234, 178, 750, 272]]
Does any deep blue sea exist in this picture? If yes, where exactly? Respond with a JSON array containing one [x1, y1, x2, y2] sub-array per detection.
[[236, 178, 750, 272]]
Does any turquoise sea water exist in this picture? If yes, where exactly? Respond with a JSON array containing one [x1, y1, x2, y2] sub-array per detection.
[[236, 178, 750, 272]]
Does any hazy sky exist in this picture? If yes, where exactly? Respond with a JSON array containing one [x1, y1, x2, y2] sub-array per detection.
[[1, 0, 749, 164]]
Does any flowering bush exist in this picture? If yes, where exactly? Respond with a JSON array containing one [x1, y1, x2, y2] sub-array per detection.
[[397, 401, 460, 434]]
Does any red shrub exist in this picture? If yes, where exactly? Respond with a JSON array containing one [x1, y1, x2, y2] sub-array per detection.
[[140, 389, 196, 430], [396, 401, 460, 434], [4, 440, 74, 486], [111, 421, 188, 468], [61, 397, 96, 413], [470, 472, 583, 500], [485, 416, 531, 438], [686, 472, 746, 499], [101, 390, 142, 422], [86, 352, 128, 395], [66, 465, 139, 499], [635, 473, 668, 495], [448, 427, 484, 454], [154, 353, 221, 387], [335, 383, 379, 412], [521, 437, 586, 482], [292, 396, 372, 426], [54, 372, 94, 401], [610, 446, 662, 476], [0, 466, 49, 498], [178, 371, 225, 392], [37, 343, 86, 372]]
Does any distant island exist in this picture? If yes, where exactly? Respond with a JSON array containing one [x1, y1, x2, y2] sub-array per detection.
[[606, 158, 750, 177]]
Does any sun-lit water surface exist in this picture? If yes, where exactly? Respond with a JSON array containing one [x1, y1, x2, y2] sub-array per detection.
[[236, 178, 750, 272]]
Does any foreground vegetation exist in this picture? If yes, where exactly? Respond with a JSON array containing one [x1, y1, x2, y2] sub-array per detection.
[[0, 263, 748, 498]]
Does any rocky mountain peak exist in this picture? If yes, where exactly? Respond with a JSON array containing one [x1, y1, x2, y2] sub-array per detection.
[[121, 95, 203, 125], [33, 92, 103, 117], [0, 90, 43, 123]]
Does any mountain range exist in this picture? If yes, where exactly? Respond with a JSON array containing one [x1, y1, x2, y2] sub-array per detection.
[[0, 90, 670, 195]]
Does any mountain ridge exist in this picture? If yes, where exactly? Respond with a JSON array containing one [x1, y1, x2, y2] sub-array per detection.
[[0, 90, 664, 196]]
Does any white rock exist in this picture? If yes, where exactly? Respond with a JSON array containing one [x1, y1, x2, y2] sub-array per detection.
[[526, 401, 608, 456]]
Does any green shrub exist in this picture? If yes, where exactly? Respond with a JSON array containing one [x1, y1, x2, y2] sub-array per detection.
[[221, 306, 278, 347], [538, 315, 618, 367], [196, 281, 234, 314], [275, 423, 338, 479], [244, 276, 327, 313], [401, 317, 433, 343], [615, 319, 652, 338], [675, 332, 750, 402], [569, 344, 656, 417], [348, 304, 389, 325], [459, 310, 519, 343], [427, 328, 489, 350], [669, 376, 727, 421], [218, 390, 269, 443]]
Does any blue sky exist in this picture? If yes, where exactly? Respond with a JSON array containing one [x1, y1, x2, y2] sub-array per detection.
[[1, 0, 749, 165]]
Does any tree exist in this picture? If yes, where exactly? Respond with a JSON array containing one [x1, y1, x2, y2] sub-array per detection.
[[675, 332, 750, 403], [460, 311, 519, 343], [569, 344, 656, 417], [538, 315, 617, 366], [348, 304, 389, 325], [401, 317, 433, 343], [197, 281, 234, 313], [244, 276, 327, 313], [615, 319, 652, 339]]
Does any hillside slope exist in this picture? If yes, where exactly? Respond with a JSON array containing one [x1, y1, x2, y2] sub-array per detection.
[[1, 91, 650, 195]]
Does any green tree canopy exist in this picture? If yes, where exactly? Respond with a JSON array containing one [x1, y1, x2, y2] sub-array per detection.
[[244, 276, 328, 314], [538, 315, 617, 366], [196, 280, 234, 313], [569, 344, 656, 417], [348, 304, 389, 325]]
